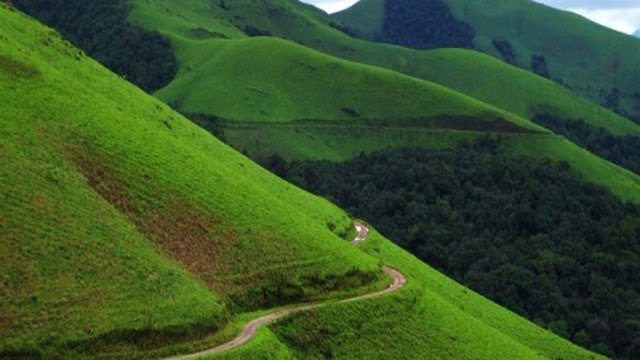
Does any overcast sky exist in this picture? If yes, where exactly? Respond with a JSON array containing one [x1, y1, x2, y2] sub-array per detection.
[[300, 0, 640, 34]]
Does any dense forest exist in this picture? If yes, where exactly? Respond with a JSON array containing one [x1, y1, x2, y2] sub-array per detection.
[[534, 114, 640, 175], [378, 0, 475, 49], [12, 0, 176, 92], [263, 139, 640, 359]]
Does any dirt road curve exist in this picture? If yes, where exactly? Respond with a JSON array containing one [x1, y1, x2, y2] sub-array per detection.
[[164, 222, 406, 360], [353, 220, 370, 244]]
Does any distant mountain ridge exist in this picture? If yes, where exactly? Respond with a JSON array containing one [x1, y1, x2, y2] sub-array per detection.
[[634, 29, 640, 38], [335, 0, 640, 121]]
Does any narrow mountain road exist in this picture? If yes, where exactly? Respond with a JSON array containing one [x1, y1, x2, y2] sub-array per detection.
[[352, 220, 369, 244], [164, 221, 406, 360]]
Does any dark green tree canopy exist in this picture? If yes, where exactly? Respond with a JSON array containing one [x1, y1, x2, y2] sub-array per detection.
[[378, 0, 475, 49], [263, 140, 640, 359]]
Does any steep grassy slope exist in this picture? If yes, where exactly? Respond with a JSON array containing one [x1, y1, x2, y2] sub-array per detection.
[[128, 0, 640, 138], [0, 4, 385, 356], [335, 0, 640, 121]]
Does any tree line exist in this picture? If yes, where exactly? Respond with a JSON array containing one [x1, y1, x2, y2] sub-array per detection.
[[13, 0, 177, 93], [534, 113, 640, 175]]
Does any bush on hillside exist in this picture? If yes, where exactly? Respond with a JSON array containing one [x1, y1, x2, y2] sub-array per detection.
[[492, 39, 516, 64], [531, 54, 550, 78]]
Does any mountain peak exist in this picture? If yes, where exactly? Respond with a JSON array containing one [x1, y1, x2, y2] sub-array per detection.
[[634, 29, 640, 38]]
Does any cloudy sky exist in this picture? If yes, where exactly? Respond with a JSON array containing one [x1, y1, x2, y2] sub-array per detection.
[[300, 0, 640, 34]]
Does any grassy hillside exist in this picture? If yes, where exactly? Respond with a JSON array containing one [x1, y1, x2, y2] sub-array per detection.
[[335, 0, 640, 121], [0, 4, 610, 359], [0, 4, 385, 356], [126, 0, 640, 139], [156, 36, 538, 132], [137, 18, 640, 203]]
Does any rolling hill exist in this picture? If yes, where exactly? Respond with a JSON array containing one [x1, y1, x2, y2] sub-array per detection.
[[128, 0, 640, 135], [155, 36, 539, 132], [121, 0, 640, 195], [335, 0, 640, 121], [0, 3, 607, 359], [145, 28, 640, 204]]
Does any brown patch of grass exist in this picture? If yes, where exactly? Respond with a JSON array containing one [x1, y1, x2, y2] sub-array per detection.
[[0, 55, 40, 79], [142, 201, 235, 292], [67, 142, 237, 296], [0, 313, 16, 329], [72, 150, 137, 215]]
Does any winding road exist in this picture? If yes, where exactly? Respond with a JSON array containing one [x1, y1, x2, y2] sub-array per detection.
[[165, 221, 406, 360]]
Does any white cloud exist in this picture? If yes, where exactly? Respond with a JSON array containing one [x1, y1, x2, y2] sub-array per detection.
[[563, 7, 640, 34], [538, 0, 640, 10], [535, 1, 640, 34], [300, 0, 359, 13]]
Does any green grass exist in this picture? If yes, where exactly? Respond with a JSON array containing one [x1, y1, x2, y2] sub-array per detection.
[[0, 5, 385, 356], [203, 328, 295, 360], [407, 48, 640, 136], [336, 0, 640, 121]]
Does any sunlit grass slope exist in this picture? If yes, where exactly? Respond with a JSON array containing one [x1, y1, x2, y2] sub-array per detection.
[[0, 4, 384, 356], [156, 36, 538, 132], [130, 0, 640, 136]]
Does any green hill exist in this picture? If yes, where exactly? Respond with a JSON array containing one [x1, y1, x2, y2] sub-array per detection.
[[20, 0, 622, 203], [14, 1, 640, 180], [144, 28, 640, 204], [132, 11, 640, 204], [335, 0, 640, 122], [124, 0, 640, 137], [155, 36, 538, 132], [0, 4, 384, 356], [0, 4, 606, 359]]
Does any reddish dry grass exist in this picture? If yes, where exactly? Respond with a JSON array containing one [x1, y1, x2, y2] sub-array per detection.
[[68, 143, 238, 296], [142, 201, 235, 289], [73, 153, 137, 215]]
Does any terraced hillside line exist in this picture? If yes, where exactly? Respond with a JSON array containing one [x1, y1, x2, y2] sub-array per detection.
[[165, 222, 406, 359]]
